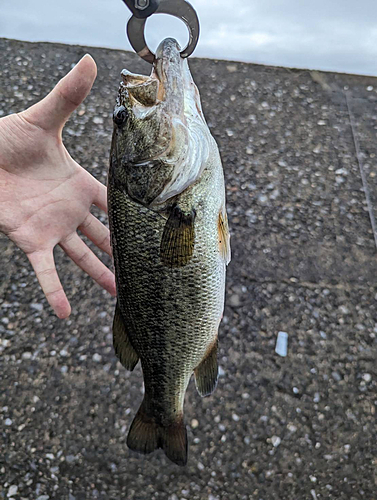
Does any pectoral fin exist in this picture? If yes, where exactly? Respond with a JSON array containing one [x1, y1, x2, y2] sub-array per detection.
[[194, 339, 218, 397], [218, 209, 231, 265], [113, 302, 139, 371], [160, 205, 195, 268]]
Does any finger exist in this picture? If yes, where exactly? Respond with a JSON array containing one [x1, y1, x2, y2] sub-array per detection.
[[93, 178, 108, 214], [78, 213, 112, 257], [28, 250, 71, 319], [22, 54, 97, 133], [60, 233, 116, 296]]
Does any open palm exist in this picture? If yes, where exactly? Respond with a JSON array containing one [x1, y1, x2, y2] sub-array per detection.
[[0, 55, 116, 318]]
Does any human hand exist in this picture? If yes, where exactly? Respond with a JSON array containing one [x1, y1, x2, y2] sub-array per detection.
[[0, 54, 116, 319]]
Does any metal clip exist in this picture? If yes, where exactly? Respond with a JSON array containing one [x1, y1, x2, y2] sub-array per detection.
[[126, 0, 200, 64]]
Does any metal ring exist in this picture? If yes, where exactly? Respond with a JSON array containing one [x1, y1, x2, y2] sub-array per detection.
[[126, 0, 200, 64]]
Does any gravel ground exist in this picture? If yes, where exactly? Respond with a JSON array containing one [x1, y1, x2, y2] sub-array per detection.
[[1, 38, 376, 500]]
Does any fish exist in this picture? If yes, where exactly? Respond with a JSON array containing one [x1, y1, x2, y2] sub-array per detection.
[[108, 37, 230, 466]]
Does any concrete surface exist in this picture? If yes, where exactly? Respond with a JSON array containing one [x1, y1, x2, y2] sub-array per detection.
[[0, 38, 376, 500]]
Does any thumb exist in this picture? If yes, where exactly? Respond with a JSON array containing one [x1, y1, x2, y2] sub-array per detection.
[[22, 54, 97, 133]]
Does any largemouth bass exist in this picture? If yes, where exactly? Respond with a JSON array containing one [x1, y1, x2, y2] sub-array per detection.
[[108, 38, 230, 466]]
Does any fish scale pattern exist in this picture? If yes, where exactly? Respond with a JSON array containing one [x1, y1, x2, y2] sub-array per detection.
[[108, 150, 226, 424]]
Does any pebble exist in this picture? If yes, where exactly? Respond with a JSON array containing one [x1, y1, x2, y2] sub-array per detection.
[[258, 194, 268, 204], [191, 419, 199, 429], [232, 413, 240, 422], [271, 436, 281, 447], [228, 294, 241, 307], [92, 353, 102, 362], [313, 393, 320, 403], [92, 116, 103, 124], [197, 462, 205, 471], [275, 331, 288, 357], [362, 373, 371, 382], [46, 453, 54, 460], [339, 305, 349, 314], [218, 366, 225, 377], [5, 418, 12, 426], [7, 485, 18, 497], [30, 303, 43, 312], [332, 371, 342, 382], [335, 168, 348, 175], [22, 352, 32, 360], [36, 496, 50, 500]]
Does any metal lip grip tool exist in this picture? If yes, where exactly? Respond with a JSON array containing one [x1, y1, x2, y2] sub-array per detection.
[[121, 0, 200, 63]]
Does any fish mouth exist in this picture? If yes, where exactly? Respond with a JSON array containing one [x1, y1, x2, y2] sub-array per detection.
[[114, 37, 211, 206], [120, 38, 185, 114]]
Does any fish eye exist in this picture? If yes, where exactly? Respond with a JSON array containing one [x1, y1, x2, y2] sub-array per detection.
[[113, 105, 128, 126]]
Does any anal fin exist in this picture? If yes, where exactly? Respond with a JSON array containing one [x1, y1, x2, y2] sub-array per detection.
[[194, 338, 218, 397], [113, 301, 139, 371], [160, 205, 195, 268]]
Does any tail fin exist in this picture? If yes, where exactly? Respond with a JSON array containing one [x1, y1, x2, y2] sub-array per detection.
[[126, 402, 159, 455], [160, 420, 188, 466], [127, 401, 187, 466]]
